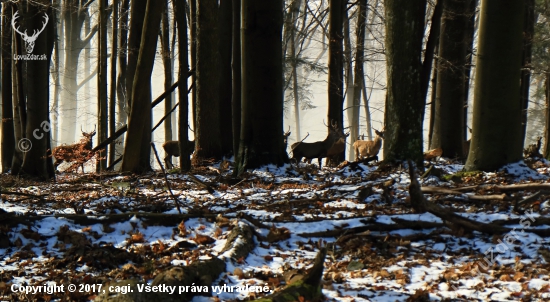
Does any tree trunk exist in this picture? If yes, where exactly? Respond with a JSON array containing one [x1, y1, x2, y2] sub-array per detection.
[[121, 0, 165, 173], [126, 0, 147, 113], [218, 0, 234, 156], [383, 0, 427, 165], [193, 0, 223, 163], [109, 0, 119, 167], [430, 0, 471, 159], [428, 50, 438, 148], [327, 0, 346, 163], [351, 0, 367, 156], [231, 0, 242, 158], [420, 0, 444, 105], [464, 0, 524, 171], [10, 29, 25, 175], [235, 0, 288, 175], [343, 9, 355, 161], [115, 0, 129, 170], [189, 0, 197, 130], [19, 2, 55, 179], [1, 2, 14, 173], [520, 0, 535, 146], [462, 0, 477, 141], [51, 0, 62, 147], [544, 72, 550, 160], [174, 0, 191, 171], [161, 1, 173, 144], [97, 0, 108, 172]]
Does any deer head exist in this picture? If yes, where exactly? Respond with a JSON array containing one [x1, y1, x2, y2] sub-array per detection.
[[12, 11, 49, 54], [80, 125, 96, 149]]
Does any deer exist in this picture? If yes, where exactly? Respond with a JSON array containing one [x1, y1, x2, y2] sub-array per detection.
[[353, 128, 384, 161], [283, 127, 291, 152], [325, 131, 350, 167], [291, 120, 347, 169], [52, 127, 96, 173], [162, 140, 196, 169]]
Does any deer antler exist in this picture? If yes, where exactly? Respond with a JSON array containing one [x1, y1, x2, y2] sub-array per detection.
[[11, 11, 25, 37], [29, 13, 49, 40]]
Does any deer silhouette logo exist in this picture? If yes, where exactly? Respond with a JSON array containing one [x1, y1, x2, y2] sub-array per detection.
[[11, 11, 49, 54]]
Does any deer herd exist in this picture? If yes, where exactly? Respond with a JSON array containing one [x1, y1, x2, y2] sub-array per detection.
[[49, 122, 385, 172]]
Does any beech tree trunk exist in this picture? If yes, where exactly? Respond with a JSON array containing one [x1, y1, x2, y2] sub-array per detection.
[[219, 0, 234, 156], [174, 0, 191, 171], [383, 0, 427, 165], [231, 0, 242, 158], [234, 0, 288, 175], [121, 0, 164, 173], [327, 0, 346, 163], [193, 0, 223, 163], [18, 1, 55, 179], [520, 0, 536, 145], [464, 0, 524, 171], [430, 0, 471, 159], [1, 2, 14, 172], [97, 0, 108, 172]]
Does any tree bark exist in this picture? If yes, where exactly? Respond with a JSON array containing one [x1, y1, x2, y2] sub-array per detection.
[[235, 0, 288, 175], [430, 0, 471, 159], [383, 0, 427, 165], [174, 0, 191, 172], [189, 0, 197, 130], [420, 0, 444, 105], [125, 0, 147, 113], [121, 0, 165, 173], [351, 0, 367, 161], [544, 73, 550, 160], [232, 0, 242, 158], [327, 0, 346, 163], [115, 0, 130, 171], [161, 1, 173, 144], [464, 0, 525, 171], [219, 0, 234, 156], [97, 0, 108, 171], [343, 8, 355, 161], [520, 0, 536, 146], [19, 2, 55, 179], [1, 2, 14, 173], [109, 0, 119, 168], [193, 0, 223, 163]]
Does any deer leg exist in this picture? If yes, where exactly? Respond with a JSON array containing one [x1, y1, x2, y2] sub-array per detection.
[[318, 158, 322, 169], [165, 155, 173, 169]]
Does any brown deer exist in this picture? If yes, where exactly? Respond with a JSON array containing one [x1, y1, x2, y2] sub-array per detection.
[[291, 121, 347, 169], [283, 127, 291, 152], [353, 128, 384, 161], [325, 131, 350, 166], [162, 140, 195, 168], [52, 127, 96, 173]]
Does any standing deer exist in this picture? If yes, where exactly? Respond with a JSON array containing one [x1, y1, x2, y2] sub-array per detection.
[[162, 140, 195, 168], [325, 131, 350, 167], [353, 128, 384, 161], [291, 121, 347, 169], [52, 127, 96, 173]]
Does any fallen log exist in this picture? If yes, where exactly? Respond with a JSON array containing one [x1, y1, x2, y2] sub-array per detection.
[[408, 161, 510, 235]]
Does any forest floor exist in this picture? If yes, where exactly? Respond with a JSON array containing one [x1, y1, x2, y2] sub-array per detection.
[[1, 157, 550, 302]]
